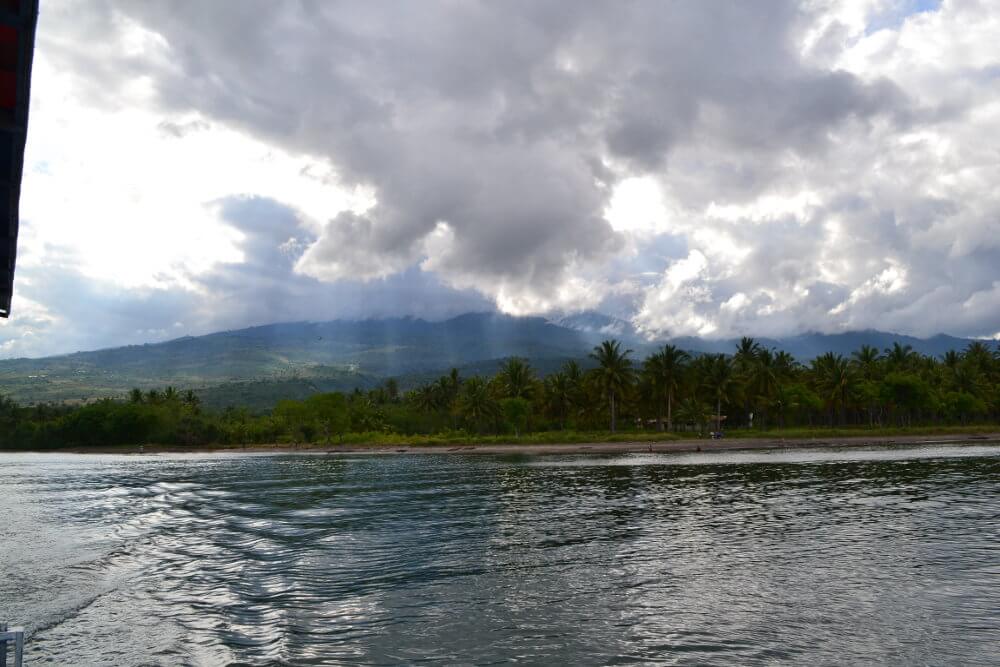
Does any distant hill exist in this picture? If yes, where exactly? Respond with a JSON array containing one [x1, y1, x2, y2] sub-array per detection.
[[0, 312, 987, 406], [664, 330, 979, 360], [554, 311, 640, 340], [0, 313, 599, 404], [552, 313, 983, 361]]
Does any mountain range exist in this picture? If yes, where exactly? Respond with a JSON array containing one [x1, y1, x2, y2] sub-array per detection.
[[0, 311, 986, 408]]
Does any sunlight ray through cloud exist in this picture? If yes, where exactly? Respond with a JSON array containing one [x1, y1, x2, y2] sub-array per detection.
[[3, 0, 1000, 357]]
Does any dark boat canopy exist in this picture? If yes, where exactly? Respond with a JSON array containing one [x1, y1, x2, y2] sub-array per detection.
[[0, 0, 37, 318]]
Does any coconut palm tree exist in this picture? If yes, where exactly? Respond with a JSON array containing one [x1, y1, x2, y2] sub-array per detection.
[[447, 368, 462, 398], [433, 377, 455, 409], [497, 357, 535, 400], [182, 390, 200, 410], [642, 353, 667, 430], [412, 384, 439, 414], [732, 338, 762, 426], [589, 339, 634, 433], [457, 376, 499, 434], [747, 348, 780, 429], [812, 352, 854, 426], [384, 378, 400, 403], [884, 342, 916, 372], [964, 342, 993, 375], [774, 350, 799, 377], [734, 337, 761, 370], [675, 397, 712, 433], [543, 372, 574, 429], [562, 359, 583, 384], [851, 345, 883, 426], [949, 362, 984, 396], [852, 345, 882, 380], [643, 344, 690, 431], [558, 359, 588, 424], [702, 354, 736, 432]]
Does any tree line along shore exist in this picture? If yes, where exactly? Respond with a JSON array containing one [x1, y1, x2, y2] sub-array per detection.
[[1, 338, 999, 450]]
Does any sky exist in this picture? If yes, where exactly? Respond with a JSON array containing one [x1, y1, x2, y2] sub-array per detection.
[[2, 0, 999, 358]]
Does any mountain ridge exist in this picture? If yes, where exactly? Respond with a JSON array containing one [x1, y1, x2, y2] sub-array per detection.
[[0, 312, 990, 405]]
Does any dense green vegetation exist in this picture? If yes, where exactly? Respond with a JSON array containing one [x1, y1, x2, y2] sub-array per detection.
[[0, 313, 984, 406], [2, 338, 999, 450], [0, 314, 596, 404]]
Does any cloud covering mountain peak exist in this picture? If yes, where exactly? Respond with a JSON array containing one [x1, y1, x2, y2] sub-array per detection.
[[3, 0, 999, 358]]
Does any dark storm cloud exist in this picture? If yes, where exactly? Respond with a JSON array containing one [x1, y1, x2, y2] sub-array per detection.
[[9, 0, 999, 357], [1, 196, 492, 357], [191, 196, 495, 329], [42, 1, 903, 306]]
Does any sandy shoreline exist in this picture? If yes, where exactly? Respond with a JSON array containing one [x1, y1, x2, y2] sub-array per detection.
[[49, 432, 1000, 456]]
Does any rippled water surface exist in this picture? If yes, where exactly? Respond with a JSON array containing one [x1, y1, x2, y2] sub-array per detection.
[[2, 445, 999, 666]]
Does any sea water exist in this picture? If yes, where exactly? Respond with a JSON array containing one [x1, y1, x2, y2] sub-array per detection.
[[1, 445, 998, 665]]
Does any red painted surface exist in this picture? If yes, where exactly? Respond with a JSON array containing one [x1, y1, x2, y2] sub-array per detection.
[[0, 24, 16, 109]]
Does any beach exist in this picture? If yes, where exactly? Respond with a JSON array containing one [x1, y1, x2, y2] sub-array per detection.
[[56, 431, 1000, 456]]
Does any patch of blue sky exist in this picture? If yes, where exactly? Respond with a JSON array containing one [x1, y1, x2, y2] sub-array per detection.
[[614, 232, 689, 282], [865, 0, 941, 35]]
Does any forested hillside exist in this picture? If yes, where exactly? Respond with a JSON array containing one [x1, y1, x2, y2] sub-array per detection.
[[2, 336, 997, 450], [0, 312, 987, 407]]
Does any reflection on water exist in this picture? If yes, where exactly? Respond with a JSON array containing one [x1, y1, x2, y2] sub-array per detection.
[[1, 446, 998, 666]]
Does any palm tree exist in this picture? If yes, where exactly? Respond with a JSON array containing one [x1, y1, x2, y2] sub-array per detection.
[[964, 342, 993, 375], [774, 350, 799, 377], [702, 354, 736, 432], [852, 345, 882, 380], [852, 345, 882, 426], [734, 337, 761, 369], [562, 359, 583, 384], [457, 376, 499, 434], [675, 397, 711, 433], [497, 357, 535, 400], [949, 362, 984, 396], [543, 372, 574, 429], [351, 396, 386, 432], [182, 390, 200, 409], [641, 354, 666, 430], [384, 378, 400, 402], [433, 377, 454, 408], [561, 360, 585, 420], [589, 340, 634, 433], [643, 344, 690, 431], [812, 352, 854, 426], [770, 350, 800, 426], [885, 342, 916, 372], [369, 386, 390, 405], [733, 337, 761, 426], [747, 348, 780, 429], [412, 384, 439, 414], [447, 368, 462, 399]]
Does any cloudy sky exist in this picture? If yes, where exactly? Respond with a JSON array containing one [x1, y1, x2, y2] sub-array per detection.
[[2, 0, 999, 358]]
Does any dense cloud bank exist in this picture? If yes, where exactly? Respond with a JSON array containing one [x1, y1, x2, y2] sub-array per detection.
[[3, 0, 1000, 357]]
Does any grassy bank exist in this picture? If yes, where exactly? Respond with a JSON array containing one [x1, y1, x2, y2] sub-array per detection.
[[320, 424, 1000, 447], [59, 424, 998, 454], [328, 429, 685, 447], [720, 424, 1000, 440]]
